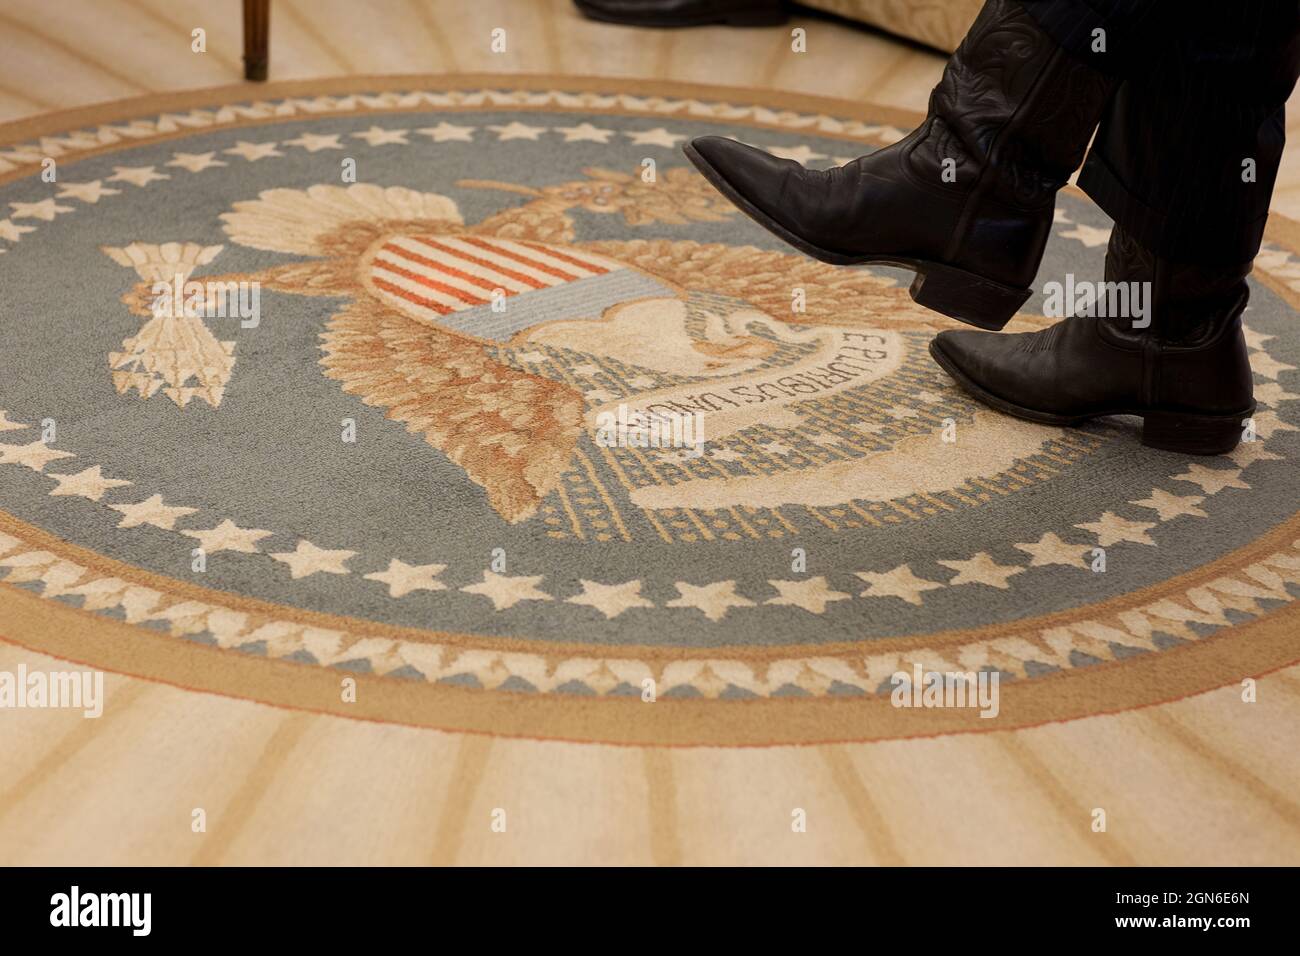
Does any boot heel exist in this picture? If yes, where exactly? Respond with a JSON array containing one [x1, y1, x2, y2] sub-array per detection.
[[908, 263, 1031, 331], [1141, 409, 1253, 455]]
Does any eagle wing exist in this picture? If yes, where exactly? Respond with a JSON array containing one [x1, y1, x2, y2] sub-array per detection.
[[320, 297, 585, 523]]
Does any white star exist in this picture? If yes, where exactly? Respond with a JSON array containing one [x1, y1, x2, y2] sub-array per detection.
[[9, 198, 73, 221], [0, 439, 74, 471], [107, 164, 170, 186], [627, 374, 657, 389], [352, 125, 410, 146], [108, 494, 198, 530], [165, 151, 227, 173], [55, 180, 121, 203], [1224, 440, 1282, 468], [182, 518, 273, 554], [461, 570, 551, 610], [707, 446, 743, 462], [364, 558, 448, 597], [282, 132, 344, 152], [1254, 382, 1294, 406], [1242, 325, 1274, 351], [1013, 532, 1093, 568], [624, 127, 686, 148], [764, 143, 827, 164], [488, 121, 547, 141], [938, 553, 1025, 589], [1129, 488, 1208, 521], [1170, 464, 1249, 495], [1250, 352, 1295, 380], [1074, 512, 1157, 546], [0, 411, 28, 432], [0, 219, 36, 242], [585, 388, 618, 403], [270, 539, 356, 579], [667, 581, 755, 622], [222, 141, 283, 162], [47, 465, 132, 502], [554, 122, 614, 143], [868, 125, 908, 144], [759, 440, 794, 457], [416, 122, 475, 142], [764, 577, 851, 614], [1060, 224, 1110, 247], [855, 564, 943, 605], [566, 579, 654, 618], [1252, 410, 1298, 439]]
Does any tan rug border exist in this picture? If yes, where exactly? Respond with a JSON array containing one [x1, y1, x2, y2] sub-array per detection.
[[1, 506, 1297, 661], [0, 73, 929, 146], [2, 73, 1296, 249], [0, 73, 928, 191], [2, 580, 1297, 747]]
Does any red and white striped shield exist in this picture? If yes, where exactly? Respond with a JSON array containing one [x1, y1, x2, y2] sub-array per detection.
[[364, 233, 641, 338]]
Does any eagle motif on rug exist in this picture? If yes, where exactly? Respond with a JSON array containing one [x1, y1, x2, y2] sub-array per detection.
[[99, 168, 1055, 524]]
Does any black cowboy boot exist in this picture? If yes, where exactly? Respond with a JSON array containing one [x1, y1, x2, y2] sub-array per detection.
[[683, 0, 1115, 330], [928, 225, 1256, 455], [573, 0, 788, 27]]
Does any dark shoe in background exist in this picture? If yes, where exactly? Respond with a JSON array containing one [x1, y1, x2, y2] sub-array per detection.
[[684, 0, 1115, 330], [574, 0, 789, 27], [929, 225, 1256, 455]]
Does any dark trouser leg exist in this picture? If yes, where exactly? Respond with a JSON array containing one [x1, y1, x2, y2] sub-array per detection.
[[1080, 77, 1289, 266], [930, 2, 1299, 453], [1014, 0, 1160, 72], [1020, 0, 1300, 265]]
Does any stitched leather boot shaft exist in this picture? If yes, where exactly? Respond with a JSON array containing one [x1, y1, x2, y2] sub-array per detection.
[[1103, 225, 1253, 344], [927, 0, 1116, 211], [1097, 225, 1254, 419], [684, 0, 1116, 330], [917, 0, 1117, 287]]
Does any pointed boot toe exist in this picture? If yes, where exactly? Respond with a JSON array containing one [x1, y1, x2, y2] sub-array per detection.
[[930, 323, 1105, 426], [927, 330, 1035, 418], [930, 330, 996, 382], [684, 135, 823, 252], [685, 136, 786, 201]]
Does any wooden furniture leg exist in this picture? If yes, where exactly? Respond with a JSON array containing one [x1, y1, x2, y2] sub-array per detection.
[[242, 0, 270, 82]]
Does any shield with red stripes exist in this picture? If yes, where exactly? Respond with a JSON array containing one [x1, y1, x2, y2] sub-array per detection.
[[364, 233, 673, 341]]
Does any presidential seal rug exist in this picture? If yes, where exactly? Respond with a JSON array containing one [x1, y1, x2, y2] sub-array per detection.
[[1, 76, 1298, 747]]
